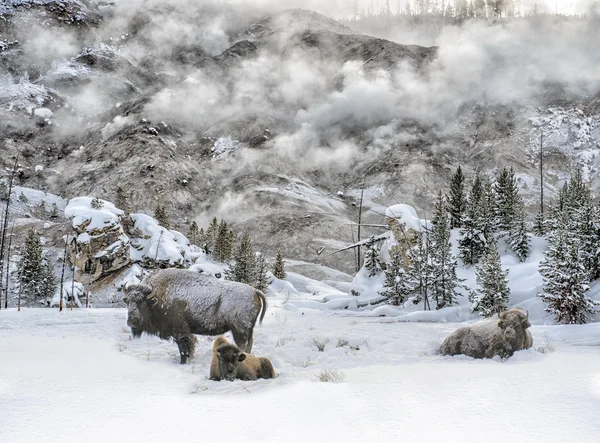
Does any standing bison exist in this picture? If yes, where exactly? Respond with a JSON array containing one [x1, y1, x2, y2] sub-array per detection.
[[124, 269, 267, 364], [440, 308, 533, 359]]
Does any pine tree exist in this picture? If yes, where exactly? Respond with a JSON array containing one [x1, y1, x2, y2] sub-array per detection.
[[380, 246, 412, 306], [407, 231, 433, 310], [508, 200, 531, 262], [571, 201, 600, 281], [539, 226, 599, 324], [19, 191, 28, 203], [38, 199, 47, 218], [471, 241, 510, 317], [154, 204, 170, 229], [448, 166, 466, 228], [214, 220, 234, 262], [495, 167, 519, 234], [188, 221, 201, 246], [206, 217, 219, 253], [41, 259, 58, 300], [254, 252, 269, 293], [273, 251, 286, 280], [20, 229, 45, 303], [115, 187, 132, 231], [430, 192, 463, 309], [459, 176, 487, 265], [0, 182, 8, 201], [50, 202, 59, 219], [533, 211, 545, 236], [478, 177, 497, 241], [364, 241, 383, 277], [229, 232, 256, 285]]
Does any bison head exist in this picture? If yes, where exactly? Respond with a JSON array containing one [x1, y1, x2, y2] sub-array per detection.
[[215, 342, 246, 381], [123, 283, 155, 338], [498, 309, 531, 331]]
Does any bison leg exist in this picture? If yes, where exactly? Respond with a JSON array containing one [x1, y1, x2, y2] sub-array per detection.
[[231, 329, 251, 353], [175, 334, 196, 364]]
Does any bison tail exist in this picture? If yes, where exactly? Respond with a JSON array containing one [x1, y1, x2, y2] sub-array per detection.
[[256, 290, 267, 326]]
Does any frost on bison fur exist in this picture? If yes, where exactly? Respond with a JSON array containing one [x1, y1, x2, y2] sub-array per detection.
[[124, 269, 267, 364], [209, 336, 276, 382], [440, 309, 533, 359]]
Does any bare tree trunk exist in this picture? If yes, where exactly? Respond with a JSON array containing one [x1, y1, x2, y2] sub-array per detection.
[[59, 238, 68, 311], [0, 156, 19, 309], [4, 221, 15, 308], [540, 130, 544, 218], [356, 186, 364, 273], [17, 267, 23, 312]]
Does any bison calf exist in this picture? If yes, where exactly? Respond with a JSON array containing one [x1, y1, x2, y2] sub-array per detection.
[[210, 336, 276, 382], [440, 308, 533, 359]]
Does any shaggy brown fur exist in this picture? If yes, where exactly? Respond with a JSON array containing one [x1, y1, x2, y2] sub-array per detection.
[[209, 336, 276, 382], [440, 308, 533, 359]]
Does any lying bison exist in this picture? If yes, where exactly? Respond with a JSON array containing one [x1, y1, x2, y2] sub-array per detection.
[[124, 269, 267, 364], [440, 308, 533, 359], [209, 336, 276, 381]]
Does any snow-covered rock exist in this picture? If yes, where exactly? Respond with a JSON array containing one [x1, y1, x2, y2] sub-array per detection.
[[384, 204, 423, 232]]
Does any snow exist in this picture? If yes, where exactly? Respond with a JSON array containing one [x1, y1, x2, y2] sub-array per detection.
[[33, 108, 53, 118], [65, 197, 124, 233], [211, 137, 246, 158], [384, 203, 423, 232], [1, 307, 599, 442], [129, 214, 187, 266]]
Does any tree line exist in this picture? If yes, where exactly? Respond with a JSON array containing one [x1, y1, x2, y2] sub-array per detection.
[[369, 165, 599, 324]]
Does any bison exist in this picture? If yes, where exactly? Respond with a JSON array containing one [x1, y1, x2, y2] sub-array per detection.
[[124, 268, 267, 364], [209, 336, 276, 381], [440, 308, 533, 359]]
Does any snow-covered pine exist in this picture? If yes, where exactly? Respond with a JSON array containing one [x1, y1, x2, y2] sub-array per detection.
[[495, 166, 519, 234], [187, 221, 202, 247], [206, 217, 219, 253], [448, 165, 466, 228], [214, 220, 234, 262], [153, 204, 170, 230], [478, 176, 497, 241], [229, 232, 256, 285], [364, 241, 383, 277], [539, 226, 599, 324], [115, 187, 132, 232], [380, 245, 412, 306], [570, 201, 600, 281], [458, 176, 487, 265], [41, 259, 57, 301], [273, 251, 286, 280], [533, 211, 546, 236], [471, 240, 510, 317], [254, 252, 269, 292], [430, 191, 463, 309], [508, 199, 531, 262], [407, 231, 433, 310], [19, 229, 45, 304]]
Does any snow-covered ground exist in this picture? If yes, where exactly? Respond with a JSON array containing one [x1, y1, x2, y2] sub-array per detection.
[[1, 306, 599, 442]]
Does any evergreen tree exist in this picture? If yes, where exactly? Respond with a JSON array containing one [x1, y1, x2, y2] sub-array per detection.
[[459, 176, 487, 265], [364, 241, 383, 277], [571, 202, 600, 281], [229, 232, 256, 285], [115, 187, 132, 231], [448, 165, 466, 228], [254, 252, 269, 293], [41, 259, 58, 300], [533, 211, 545, 236], [0, 181, 8, 201], [187, 221, 202, 246], [471, 241, 510, 317], [508, 200, 531, 262], [380, 246, 412, 306], [478, 177, 497, 241], [154, 204, 170, 229], [407, 231, 433, 310], [20, 229, 45, 302], [19, 191, 28, 203], [38, 199, 47, 218], [273, 251, 286, 280], [539, 226, 598, 324], [206, 217, 219, 252], [50, 202, 59, 219], [495, 167, 519, 234], [214, 220, 234, 262], [430, 192, 463, 309]]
